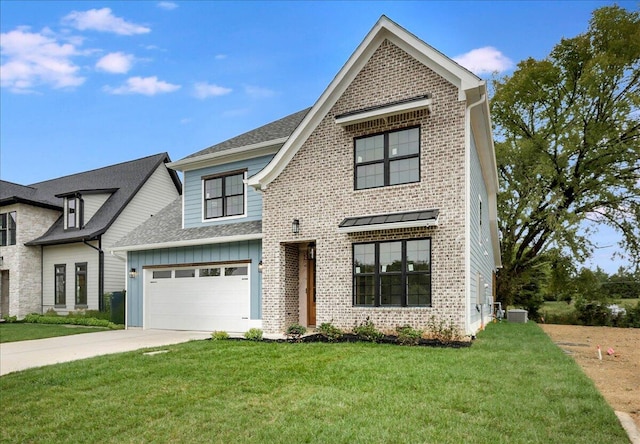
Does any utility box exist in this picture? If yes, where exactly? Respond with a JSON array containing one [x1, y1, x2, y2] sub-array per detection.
[[110, 291, 126, 325], [507, 309, 528, 323]]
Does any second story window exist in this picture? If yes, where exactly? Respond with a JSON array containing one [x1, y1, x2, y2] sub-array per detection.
[[0, 211, 16, 246], [355, 127, 420, 190], [65, 196, 83, 230], [203, 171, 246, 220]]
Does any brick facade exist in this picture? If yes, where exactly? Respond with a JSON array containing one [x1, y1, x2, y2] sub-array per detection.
[[0, 203, 60, 318], [261, 40, 468, 333]]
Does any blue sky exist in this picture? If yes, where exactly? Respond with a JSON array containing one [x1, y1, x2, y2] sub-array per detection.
[[0, 0, 634, 273]]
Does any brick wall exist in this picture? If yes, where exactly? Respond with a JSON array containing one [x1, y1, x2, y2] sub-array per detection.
[[0, 203, 60, 317], [262, 39, 467, 333]]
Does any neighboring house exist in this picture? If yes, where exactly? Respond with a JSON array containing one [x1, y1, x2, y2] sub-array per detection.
[[0, 153, 181, 318], [113, 16, 501, 336]]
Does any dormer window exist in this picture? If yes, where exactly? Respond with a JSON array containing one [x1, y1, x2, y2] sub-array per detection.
[[65, 195, 83, 230]]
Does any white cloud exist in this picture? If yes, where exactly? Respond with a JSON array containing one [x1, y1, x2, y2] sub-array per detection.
[[96, 52, 134, 74], [244, 85, 276, 99], [104, 76, 180, 95], [63, 8, 150, 35], [0, 27, 85, 92], [193, 82, 232, 99], [453, 46, 513, 75], [157, 2, 179, 10], [215, 54, 227, 60]]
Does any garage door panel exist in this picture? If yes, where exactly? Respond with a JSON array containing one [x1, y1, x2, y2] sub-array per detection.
[[144, 266, 250, 332]]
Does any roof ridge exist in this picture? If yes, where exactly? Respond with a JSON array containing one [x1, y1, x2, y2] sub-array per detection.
[[28, 152, 169, 187]]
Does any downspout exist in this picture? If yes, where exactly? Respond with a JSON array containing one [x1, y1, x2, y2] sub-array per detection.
[[40, 245, 44, 314], [83, 237, 105, 312], [465, 92, 487, 336]]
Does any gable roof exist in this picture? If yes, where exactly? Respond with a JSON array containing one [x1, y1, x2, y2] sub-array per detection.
[[247, 15, 486, 191], [168, 108, 311, 171], [11, 153, 182, 246]]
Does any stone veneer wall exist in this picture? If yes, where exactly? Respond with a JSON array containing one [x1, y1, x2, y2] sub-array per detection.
[[0, 203, 60, 317], [261, 39, 467, 333]]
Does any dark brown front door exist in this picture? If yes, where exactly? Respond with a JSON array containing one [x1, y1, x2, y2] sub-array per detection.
[[307, 250, 316, 326]]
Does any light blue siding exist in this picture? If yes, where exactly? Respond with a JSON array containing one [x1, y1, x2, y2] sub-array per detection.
[[183, 155, 274, 228], [126, 240, 262, 327], [469, 129, 496, 326]]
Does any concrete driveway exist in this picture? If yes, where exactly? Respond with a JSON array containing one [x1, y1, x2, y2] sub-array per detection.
[[0, 328, 211, 376]]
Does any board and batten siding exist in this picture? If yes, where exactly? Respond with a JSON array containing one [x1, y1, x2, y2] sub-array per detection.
[[126, 240, 262, 328], [42, 242, 100, 313], [102, 164, 180, 295], [183, 155, 274, 228], [82, 193, 111, 225], [469, 128, 496, 331]]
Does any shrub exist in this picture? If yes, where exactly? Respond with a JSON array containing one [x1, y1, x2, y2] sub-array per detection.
[[318, 322, 343, 342], [424, 316, 463, 342], [575, 301, 611, 326], [285, 323, 306, 341], [244, 328, 263, 341], [21, 313, 121, 329], [352, 318, 383, 342], [2, 315, 18, 323], [211, 331, 230, 341], [396, 325, 423, 346], [44, 308, 59, 317]]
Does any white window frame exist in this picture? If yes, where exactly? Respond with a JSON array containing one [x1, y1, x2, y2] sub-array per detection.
[[201, 171, 248, 223]]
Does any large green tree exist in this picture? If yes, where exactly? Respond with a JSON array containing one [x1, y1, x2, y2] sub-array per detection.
[[491, 6, 640, 308]]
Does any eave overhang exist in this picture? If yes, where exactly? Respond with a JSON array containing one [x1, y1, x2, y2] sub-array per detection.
[[110, 232, 263, 253], [168, 138, 287, 172]]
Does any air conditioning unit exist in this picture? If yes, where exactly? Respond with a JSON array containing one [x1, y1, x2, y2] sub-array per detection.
[[507, 309, 528, 323]]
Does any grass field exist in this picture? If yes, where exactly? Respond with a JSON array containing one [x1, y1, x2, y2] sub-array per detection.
[[0, 322, 628, 443], [0, 323, 110, 343]]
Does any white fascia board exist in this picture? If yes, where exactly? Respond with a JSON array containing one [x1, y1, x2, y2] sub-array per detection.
[[335, 97, 433, 127], [249, 16, 483, 190], [337, 219, 438, 234], [248, 19, 394, 190], [110, 233, 263, 253], [168, 138, 287, 172], [382, 19, 482, 101]]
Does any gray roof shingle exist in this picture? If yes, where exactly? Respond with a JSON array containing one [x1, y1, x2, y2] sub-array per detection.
[[183, 108, 310, 160], [111, 197, 261, 249], [0, 153, 182, 246]]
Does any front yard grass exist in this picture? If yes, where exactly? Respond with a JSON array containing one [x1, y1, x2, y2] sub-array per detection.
[[0, 322, 629, 443], [0, 323, 110, 343]]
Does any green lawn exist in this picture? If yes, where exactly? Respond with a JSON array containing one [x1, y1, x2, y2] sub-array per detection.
[[0, 323, 110, 343], [0, 322, 628, 443]]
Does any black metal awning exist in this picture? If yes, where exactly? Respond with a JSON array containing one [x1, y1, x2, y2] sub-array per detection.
[[338, 209, 439, 233]]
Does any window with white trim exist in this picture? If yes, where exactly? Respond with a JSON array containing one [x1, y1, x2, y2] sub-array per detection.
[[203, 171, 246, 219], [354, 127, 420, 190], [353, 238, 431, 307]]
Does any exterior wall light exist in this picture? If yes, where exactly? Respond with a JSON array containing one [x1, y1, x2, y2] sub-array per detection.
[[129, 268, 138, 278], [258, 260, 263, 273], [292, 219, 300, 235]]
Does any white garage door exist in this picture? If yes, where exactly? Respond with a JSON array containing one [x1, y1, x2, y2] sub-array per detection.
[[144, 264, 250, 332]]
